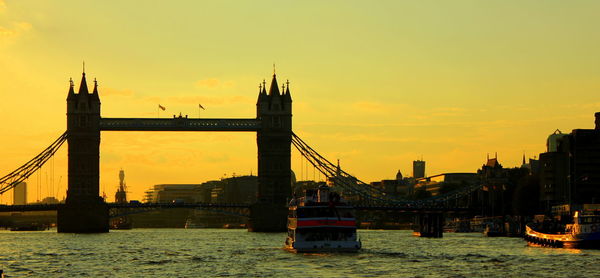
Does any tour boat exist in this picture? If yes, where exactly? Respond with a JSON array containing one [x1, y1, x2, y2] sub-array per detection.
[[284, 185, 361, 253], [524, 211, 600, 249]]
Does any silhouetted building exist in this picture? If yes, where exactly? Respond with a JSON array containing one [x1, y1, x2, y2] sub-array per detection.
[[539, 146, 569, 210], [538, 130, 570, 211], [561, 113, 600, 204], [414, 173, 478, 196], [396, 170, 403, 181], [526, 158, 540, 176], [40, 196, 60, 204], [13, 182, 26, 205], [395, 170, 411, 196], [547, 129, 569, 152], [370, 180, 400, 195], [145, 184, 200, 203], [413, 160, 426, 179], [539, 113, 600, 208], [540, 112, 600, 211], [477, 155, 509, 216], [211, 175, 258, 204]]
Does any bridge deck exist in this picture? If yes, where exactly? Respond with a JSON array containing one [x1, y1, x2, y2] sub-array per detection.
[[0, 203, 250, 212], [100, 118, 261, 132], [0, 203, 467, 212]]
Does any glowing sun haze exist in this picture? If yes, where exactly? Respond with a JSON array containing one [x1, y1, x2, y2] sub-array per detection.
[[1, 1, 599, 202]]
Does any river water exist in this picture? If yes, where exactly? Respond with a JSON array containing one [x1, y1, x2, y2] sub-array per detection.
[[0, 229, 598, 277]]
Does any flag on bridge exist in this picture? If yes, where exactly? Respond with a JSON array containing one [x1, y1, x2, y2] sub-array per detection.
[[199, 104, 205, 110], [158, 104, 166, 111]]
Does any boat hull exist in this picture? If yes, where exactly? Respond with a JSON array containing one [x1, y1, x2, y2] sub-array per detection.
[[524, 225, 600, 249], [285, 237, 361, 253]]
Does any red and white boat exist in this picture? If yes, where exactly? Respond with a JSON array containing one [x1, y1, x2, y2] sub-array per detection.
[[285, 185, 361, 253]]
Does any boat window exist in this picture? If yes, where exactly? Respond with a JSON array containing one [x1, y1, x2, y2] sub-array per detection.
[[581, 216, 600, 224], [297, 208, 306, 218], [296, 207, 355, 218], [338, 209, 355, 218], [302, 228, 356, 241]]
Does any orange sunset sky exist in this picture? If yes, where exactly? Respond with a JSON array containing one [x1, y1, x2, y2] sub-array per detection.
[[1, 1, 599, 203]]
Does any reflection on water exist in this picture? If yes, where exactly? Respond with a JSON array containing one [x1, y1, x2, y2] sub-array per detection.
[[0, 229, 599, 277]]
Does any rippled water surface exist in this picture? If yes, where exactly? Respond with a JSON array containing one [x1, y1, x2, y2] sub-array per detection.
[[0, 229, 599, 277]]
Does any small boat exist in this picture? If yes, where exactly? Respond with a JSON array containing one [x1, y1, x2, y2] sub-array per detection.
[[185, 218, 207, 229], [524, 211, 600, 249], [10, 223, 48, 231], [284, 185, 361, 253], [483, 222, 505, 237], [110, 217, 133, 230]]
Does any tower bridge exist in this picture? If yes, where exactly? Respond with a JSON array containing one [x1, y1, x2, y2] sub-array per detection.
[[0, 69, 483, 235], [57, 70, 292, 232]]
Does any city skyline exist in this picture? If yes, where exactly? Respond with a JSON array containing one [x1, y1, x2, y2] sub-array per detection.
[[2, 1, 600, 202]]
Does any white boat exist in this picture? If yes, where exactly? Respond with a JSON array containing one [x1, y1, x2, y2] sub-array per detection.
[[284, 185, 361, 253], [524, 211, 600, 249], [185, 218, 206, 229]]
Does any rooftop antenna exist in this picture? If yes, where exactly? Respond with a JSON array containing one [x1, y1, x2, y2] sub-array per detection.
[[83, 61, 85, 73]]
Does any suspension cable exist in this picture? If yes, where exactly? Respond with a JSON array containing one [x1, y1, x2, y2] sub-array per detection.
[[0, 132, 68, 195], [291, 132, 484, 207]]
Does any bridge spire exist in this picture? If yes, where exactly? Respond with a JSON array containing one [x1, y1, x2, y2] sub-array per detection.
[[268, 73, 280, 96], [257, 80, 268, 106], [67, 78, 76, 100], [91, 78, 100, 100], [78, 71, 89, 95], [283, 79, 292, 102]]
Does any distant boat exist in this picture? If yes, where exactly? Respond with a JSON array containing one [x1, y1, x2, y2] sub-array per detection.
[[110, 217, 133, 230], [524, 211, 600, 249], [10, 223, 48, 231], [185, 218, 206, 229], [483, 222, 505, 237]]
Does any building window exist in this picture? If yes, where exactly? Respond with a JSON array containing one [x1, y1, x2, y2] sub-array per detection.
[[272, 117, 281, 128]]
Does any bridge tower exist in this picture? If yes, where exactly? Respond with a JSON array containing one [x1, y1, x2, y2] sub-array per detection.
[[57, 71, 108, 233], [249, 73, 293, 232]]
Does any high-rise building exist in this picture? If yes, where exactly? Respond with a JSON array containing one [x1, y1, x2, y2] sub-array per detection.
[[562, 113, 600, 204], [539, 112, 600, 208], [413, 160, 426, 179], [13, 182, 27, 205]]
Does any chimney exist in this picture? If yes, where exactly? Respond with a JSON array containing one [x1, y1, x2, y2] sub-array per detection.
[[595, 112, 600, 130]]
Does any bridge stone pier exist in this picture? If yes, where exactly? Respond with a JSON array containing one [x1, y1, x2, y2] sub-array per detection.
[[414, 212, 444, 238], [58, 71, 292, 233]]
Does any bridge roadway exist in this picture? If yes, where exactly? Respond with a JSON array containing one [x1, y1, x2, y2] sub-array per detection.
[[99, 118, 261, 132], [0, 203, 467, 213], [354, 205, 470, 213], [0, 203, 249, 212]]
